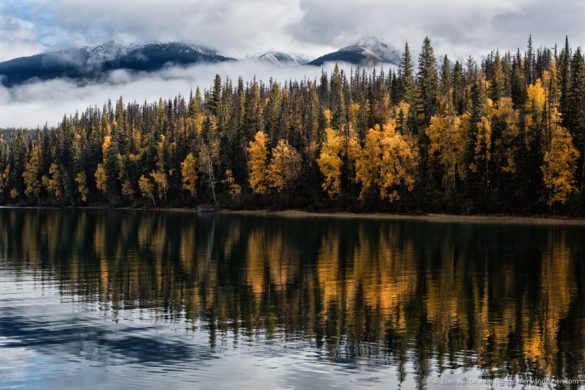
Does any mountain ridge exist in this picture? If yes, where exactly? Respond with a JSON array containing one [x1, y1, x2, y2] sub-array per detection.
[[0, 38, 402, 87]]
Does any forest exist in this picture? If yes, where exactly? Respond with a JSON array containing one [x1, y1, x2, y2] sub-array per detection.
[[1, 36, 585, 215]]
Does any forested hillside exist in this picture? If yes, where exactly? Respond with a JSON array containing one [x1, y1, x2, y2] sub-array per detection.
[[1, 36, 584, 215]]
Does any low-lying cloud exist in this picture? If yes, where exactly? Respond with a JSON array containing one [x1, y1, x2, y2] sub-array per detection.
[[0, 61, 364, 128]]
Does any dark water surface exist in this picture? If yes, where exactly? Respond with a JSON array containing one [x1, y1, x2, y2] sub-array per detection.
[[1, 209, 585, 389]]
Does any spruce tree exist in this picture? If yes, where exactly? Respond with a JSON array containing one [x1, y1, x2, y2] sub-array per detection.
[[416, 37, 438, 126]]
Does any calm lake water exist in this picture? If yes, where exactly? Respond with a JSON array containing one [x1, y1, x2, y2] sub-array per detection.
[[1, 209, 584, 389]]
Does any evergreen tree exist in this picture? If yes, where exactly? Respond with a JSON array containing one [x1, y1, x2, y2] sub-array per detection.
[[416, 37, 439, 126]]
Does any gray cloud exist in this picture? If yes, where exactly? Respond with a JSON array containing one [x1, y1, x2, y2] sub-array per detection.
[[0, 16, 43, 61], [1, 0, 583, 61], [289, 0, 583, 59], [0, 61, 357, 128]]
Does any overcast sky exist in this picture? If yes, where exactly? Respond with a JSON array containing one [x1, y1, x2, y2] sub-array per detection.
[[0, 0, 583, 62]]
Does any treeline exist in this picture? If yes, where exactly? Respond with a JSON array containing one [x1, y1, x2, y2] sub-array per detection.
[[1, 36, 585, 214]]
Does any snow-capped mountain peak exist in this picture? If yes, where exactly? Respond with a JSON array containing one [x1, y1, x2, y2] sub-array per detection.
[[0, 41, 235, 87], [340, 37, 401, 64], [308, 37, 401, 66], [85, 41, 133, 66], [254, 50, 308, 65]]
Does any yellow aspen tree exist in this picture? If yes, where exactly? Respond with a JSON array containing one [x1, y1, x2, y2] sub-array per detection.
[[102, 135, 111, 157], [348, 103, 360, 133], [9, 188, 19, 200], [23, 144, 42, 199], [267, 139, 302, 192], [378, 122, 419, 201], [181, 153, 198, 198], [75, 172, 89, 203], [42, 163, 63, 200], [138, 175, 156, 207], [223, 169, 242, 199], [317, 127, 360, 198], [0, 164, 9, 195], [426, 113, 469, 193], [525, 79, 547, 149], [355, 125, 383, 198], [394, 101, 411, 133], [317, 128, 344, 198], [356, 122, 419, 201], [95, 164, 107, 193], [247, 131, 269, 194], [542, 123, 580, 206], [493, 98, 521, 174], [150, 170, 168, 203], [94, 134, 112, 195]]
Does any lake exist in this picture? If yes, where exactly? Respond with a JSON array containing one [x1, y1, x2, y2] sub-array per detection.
[[0, 209, 584, 389]]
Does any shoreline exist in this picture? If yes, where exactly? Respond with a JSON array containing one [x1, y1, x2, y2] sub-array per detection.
[[2, 205, 585, 226], [219, 209, 585, 226]]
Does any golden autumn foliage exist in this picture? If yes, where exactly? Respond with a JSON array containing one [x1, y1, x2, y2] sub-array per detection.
[[23, 144, 42, 199], [95, 164, 107, 193], [138, 174, 155, 206], [317, 128, 344, 198], [0, 165, 9, 195], [102, 135, 111, 157], [355, 122, 419, 201], [470, 115, 493, 181], [75, 172, 89, 203], [317, 127, 360, 198], [426, 113, 469, 191], [9, 188, 18, 199], [394, 101, 411, 133], [42, 163, 63, 200], [355, 125, 384, 196], [223, 169, 242, 199], [493, 98, 521, 174], [525, 79, 547, 140], [542, 125, 580, 206], [181, 153, 198, 198], [247, 131, 269, 194], [377, 123, 418, 201], [267, 139, 302, 192], [150, 170, 169, 202]]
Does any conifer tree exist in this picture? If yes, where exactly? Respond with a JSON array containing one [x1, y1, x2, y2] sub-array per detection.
[[416, 37, 438, 127]]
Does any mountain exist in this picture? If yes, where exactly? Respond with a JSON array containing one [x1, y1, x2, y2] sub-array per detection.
[[255, 51, 309, 66], [0, 41, 235, 87], [0, 38, 404, 87], [309, 37, 401, 66]]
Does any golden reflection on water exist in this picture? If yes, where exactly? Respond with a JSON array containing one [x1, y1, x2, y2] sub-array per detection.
[[0, 209, 584, 384]]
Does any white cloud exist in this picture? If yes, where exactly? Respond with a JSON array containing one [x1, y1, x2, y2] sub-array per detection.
[[0, 61, 362, 128], [0, 16, 44, 61]]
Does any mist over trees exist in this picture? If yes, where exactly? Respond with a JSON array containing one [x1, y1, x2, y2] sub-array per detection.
[[1, 36, 585, 215]]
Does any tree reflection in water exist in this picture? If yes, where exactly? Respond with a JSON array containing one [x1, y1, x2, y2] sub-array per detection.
[[0, 209, 584, 387]]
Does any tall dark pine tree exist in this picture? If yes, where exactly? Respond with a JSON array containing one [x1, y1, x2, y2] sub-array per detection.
[[525, 35, 535, 85], [439, 56, 452, 96], [510, 51, 526, 108], [559, 37, 572, 128], [399, 42, 416, 106], [416, 37, 438, 126], [569, 49, 585, 190], [208, 74, 222, 116], [452, 61, 465, 114], [489, 52, 505, 102]]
